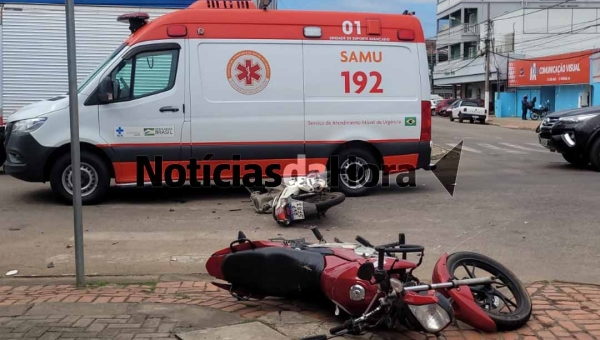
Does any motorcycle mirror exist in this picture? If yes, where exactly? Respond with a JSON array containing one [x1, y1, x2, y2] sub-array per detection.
[[357, 262, 375, 281]]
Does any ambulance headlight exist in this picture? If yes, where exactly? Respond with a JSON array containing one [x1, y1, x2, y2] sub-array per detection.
[[13, 117, 47, 134]]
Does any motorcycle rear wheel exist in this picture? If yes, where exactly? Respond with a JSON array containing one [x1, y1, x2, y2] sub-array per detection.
[[446, 252, 532, 331], [530, 112, 540, 120], [304, 192, 346, 212]]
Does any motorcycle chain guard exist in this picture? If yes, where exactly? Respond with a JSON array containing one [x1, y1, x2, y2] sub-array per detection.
[[431, 253, 497, 332]]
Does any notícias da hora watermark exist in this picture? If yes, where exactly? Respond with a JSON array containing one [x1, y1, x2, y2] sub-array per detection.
[[135, 154, 419, 189]]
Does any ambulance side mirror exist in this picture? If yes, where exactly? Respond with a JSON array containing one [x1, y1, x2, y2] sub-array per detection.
[[97, 77, 115, 104]]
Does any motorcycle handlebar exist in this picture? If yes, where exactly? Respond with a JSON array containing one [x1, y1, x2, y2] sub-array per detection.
[[311, 227, 324, 242], [355, 235, 375, 248], [330, 320, 352, 335], [375, 245, 424, 254]]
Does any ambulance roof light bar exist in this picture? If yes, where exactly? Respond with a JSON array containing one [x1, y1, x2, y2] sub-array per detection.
[[117, 12, 150, 34]]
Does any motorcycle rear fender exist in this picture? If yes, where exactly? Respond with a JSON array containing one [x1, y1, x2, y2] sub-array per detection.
[[205, 240, 284, 280], [432, 253, 497, 333]]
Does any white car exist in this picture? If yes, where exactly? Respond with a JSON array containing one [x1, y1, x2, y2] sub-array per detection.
[[449, 100, 488, 124]]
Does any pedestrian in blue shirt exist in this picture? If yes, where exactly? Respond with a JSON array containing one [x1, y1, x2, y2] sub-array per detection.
[[522, 95, 529, 120]]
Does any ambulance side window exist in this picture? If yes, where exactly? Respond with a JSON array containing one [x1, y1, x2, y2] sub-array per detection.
[[133, 50, 178, 98], [108, 49, 179, 102]]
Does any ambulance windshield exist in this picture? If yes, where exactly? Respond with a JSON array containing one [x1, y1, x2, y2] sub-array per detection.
[[77, 43, 127, 94]]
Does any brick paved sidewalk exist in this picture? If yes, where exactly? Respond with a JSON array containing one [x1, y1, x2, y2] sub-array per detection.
[[1, 280, 600, 339]]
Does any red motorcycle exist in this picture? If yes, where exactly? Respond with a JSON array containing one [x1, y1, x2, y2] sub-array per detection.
[[206, 228, 532, 338]]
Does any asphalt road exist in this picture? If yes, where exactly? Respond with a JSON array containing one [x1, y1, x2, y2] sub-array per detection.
[[0, 117, 599, 284]]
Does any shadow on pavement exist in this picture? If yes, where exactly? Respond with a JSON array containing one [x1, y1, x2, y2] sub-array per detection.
[[14, 172, 440, 206]]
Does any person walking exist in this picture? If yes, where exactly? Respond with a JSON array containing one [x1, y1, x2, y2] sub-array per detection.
[[521, 95, 529, 120]]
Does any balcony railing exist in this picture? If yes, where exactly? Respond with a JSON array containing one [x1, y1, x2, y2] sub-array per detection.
[[463, 23, 479, 35], [437, 23, 479, 36]]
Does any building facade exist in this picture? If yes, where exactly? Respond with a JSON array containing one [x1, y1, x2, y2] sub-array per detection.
[[0, 0, 276, 120], [433, 0, 600, 113], [433, 0, 523, 105], [499, 50, 595, 118]]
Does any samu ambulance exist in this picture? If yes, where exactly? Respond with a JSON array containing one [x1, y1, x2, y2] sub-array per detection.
[[3, 0, 433, 204]]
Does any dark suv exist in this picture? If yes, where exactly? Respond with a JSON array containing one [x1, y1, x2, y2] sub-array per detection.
[[536, 106, 600, 170]]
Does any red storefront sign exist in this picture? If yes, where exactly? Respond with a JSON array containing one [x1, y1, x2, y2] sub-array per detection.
[[508, 50, 596, 87]]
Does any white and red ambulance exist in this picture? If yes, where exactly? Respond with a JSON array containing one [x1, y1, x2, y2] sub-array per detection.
[[3, 0, 432, 204]]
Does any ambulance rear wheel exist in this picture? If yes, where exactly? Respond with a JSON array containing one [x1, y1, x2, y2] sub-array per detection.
[[334, 148, 378, 197], [50, 151, 110, 205]]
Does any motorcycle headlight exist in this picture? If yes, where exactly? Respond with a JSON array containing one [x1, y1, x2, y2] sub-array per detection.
[[12, 117, 47, 134], [559, 114, 597, 123], [408, 294, 454, 333]]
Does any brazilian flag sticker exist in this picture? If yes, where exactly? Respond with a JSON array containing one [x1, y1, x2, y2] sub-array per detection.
[[405, 117, 417, 126]]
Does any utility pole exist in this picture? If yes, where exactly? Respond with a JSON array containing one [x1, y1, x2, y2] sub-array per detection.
[[65, 0, 85, 287], [484, 2, 491, 114], [429, 50, 435, 92]]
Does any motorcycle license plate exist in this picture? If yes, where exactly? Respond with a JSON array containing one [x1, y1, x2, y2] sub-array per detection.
[[289, 201, 305, 220], [540, 138, 549, 147]]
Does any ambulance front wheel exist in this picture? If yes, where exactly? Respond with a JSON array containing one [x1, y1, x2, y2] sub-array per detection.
[[49, 151, 111, 205], [334, 148, 378, 197]]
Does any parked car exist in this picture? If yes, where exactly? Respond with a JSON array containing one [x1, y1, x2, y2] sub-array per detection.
[[536, 106, 600, 170], [449, 100, 488, 124], [430, 99, 441, 115], [0, 117, 5, 168], [436, 98, 457, 116]]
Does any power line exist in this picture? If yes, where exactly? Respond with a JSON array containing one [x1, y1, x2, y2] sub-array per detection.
[[433, 55, 480, 74], [491, 0, 574, 22], [492, 18, 600, 50], [493, 49, 599, 62], [438, 16, 600, 52], [437, 0, 575, 32]]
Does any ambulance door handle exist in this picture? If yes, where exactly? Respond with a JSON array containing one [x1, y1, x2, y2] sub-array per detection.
[[160, 106, 179, 113]]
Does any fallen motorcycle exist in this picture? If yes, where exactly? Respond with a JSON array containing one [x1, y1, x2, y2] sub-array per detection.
[[206, 228, 532, 338], [248, 171, 345, 226]]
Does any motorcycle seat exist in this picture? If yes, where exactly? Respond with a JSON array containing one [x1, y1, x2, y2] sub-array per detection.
[[221, 247, 324, 298]]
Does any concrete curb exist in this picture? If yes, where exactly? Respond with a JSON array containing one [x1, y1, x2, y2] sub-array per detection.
[[431, 144, 447, 161], [0, 273, 214, 286], [488, 120, 540, 132]]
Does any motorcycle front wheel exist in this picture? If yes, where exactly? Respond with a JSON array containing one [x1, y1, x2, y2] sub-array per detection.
[[446, 252, 532, 331]]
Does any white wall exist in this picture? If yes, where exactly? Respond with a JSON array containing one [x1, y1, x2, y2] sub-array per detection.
[[493, 7, 600, 58]]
